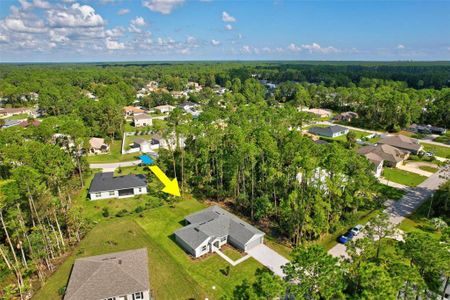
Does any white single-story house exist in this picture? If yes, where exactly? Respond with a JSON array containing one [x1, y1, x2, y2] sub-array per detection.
[[308, 125, 349, 138], [174, 206, 265, 258], [132, 138, 151, 153], [153, 105, 175, 114], [133, 114, 153, 127], [0, 107, 37, 118], [89, 172, 147, 200], [64, 248, 150, 300], [179, 101, 201, 117]]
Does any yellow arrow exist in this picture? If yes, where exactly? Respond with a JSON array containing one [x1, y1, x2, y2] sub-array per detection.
[[149, 166, 181, 197]]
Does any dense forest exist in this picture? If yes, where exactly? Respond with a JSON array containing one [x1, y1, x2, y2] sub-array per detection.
[[0, 62, 449, 299]]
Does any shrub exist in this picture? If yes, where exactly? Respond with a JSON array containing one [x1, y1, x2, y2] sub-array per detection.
[[134, 206, 144, 213], [116, 209, 128, 217], [102, 207, 110, 217], [58, 286, 66, 296]]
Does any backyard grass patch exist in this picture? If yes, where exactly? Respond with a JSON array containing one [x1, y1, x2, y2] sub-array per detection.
[[421, 142, 450, 158], [382, 168, 427, 187], [6, 113, 29, 120], [376, 183, 406, 201]]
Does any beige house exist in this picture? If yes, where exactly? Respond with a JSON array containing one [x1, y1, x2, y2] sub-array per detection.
[[378, 135, 423, 155], [358, 144, 409, 168], [124, 106, 145, 117], [133, 114, 153, 127], [299, 107, 333, 118], [89, 137, 109, 154], [0, 107, 36, 118], [153, 104, 175, 114]]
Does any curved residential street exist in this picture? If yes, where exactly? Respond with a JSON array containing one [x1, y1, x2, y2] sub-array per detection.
[[329, 164, 450, 258]]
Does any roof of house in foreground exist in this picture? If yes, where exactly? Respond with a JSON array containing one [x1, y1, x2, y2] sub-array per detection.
[[88, 172, 147, 193], [174, 205, 264, 250], [64, 248, 149, 300]]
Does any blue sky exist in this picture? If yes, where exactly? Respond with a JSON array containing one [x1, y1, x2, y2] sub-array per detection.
[[0, 0, 449, 62]]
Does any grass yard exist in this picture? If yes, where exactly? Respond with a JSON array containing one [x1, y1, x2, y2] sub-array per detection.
[[330, 129, 371, 142], [86, 140, 140, 163], [382, 168, 427, 187], [315, 209, 380, 251], [34, 198, 266, 300], [398, 198, 441, 239], [6, 113, 29, 120], [421, 142, 450, 158], [418, 165, 439, 173], [376, 183, 406, 200]]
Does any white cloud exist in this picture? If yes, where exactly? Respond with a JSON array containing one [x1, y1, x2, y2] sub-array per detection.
[[47, 3, 105, 28], [132, 16, 146, 26], [287, 42, 338, 54], [222, 11, 236, 22], [211, 39, 220, 46], [241, 45, 252, 54], [105, 37, 125, 50], [105, 26, 125, 37], [287, 43, 301, 52], [117, 8, 130, 15], [225, 24, 233, 31], [397, 44, 405, 49], [142, 0, 185, 15], [179, 48, 189, 54], [301, 42, 338, 54], [32, 0, 51, 9], [3, 17, 47, 33]]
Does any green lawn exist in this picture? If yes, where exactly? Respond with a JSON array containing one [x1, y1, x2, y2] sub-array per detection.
[[330, 129, 371, 142], [86, 140, 140, 163], [382, 168, 427, 187], [33, 198, 266, 300], [376, 183, 406, 200], [421, 142, 450, 158], [6, 113, 29, 120], [418, 165, 439, 173], [398, 198, 441, 239]]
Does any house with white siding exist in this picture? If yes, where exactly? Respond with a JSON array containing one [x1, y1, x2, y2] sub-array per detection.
[[174, 206, 264, 258], [88, 172, 147, 200]]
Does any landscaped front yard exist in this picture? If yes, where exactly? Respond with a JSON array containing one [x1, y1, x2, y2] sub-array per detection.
[[421, 142, 450, 158], [382, 168, 427, 187]]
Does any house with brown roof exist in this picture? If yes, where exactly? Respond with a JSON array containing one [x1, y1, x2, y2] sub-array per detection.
[[378, 135, 423, 154], [64, 248, 150, 300], [358, 144, 409, 168], [89, 137, 109, 154], [333, 111, 359, 122], [124, 106, 145, 117]]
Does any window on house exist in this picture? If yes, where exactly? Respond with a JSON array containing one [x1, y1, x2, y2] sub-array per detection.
[[95, 192, 101, 198], [221, 236, 227, 242], [201, 245, 207, 251], [133, 292, 144, 300], [138, 188, 142, 192], [109, 191, 115, 196]]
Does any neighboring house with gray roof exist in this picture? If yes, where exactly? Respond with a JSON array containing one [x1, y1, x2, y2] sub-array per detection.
[[64, 248, 150, 300], [89, 172, 147, 200], [174, 206, 265, 258], [378, 135, 423, 154], [308, 125, 349, 138]]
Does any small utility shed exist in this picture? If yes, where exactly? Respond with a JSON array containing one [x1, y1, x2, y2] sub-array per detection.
[[308, 125, 349, 138], [174, 205, 265, 258], [89, 172, 147, 200]]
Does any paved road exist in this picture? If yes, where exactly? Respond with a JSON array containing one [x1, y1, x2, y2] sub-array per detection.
[[316, 121, 450, 148], [89, 160, 141, 172], [247, 244, 289, 277], [329, 165, 449, 258]]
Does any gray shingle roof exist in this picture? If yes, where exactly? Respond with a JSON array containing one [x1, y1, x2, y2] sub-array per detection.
[[378, 135, 422, 152], [89, 172, 147, 193], [308, 125, 348, 137], [174, 206, 264, 250], [64, 248, 149, 300]]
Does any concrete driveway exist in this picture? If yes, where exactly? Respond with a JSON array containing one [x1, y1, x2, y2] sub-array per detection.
[[89, 160, 141, 172], [247, 244, 289, 277], [328, 165, 449, 258]]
